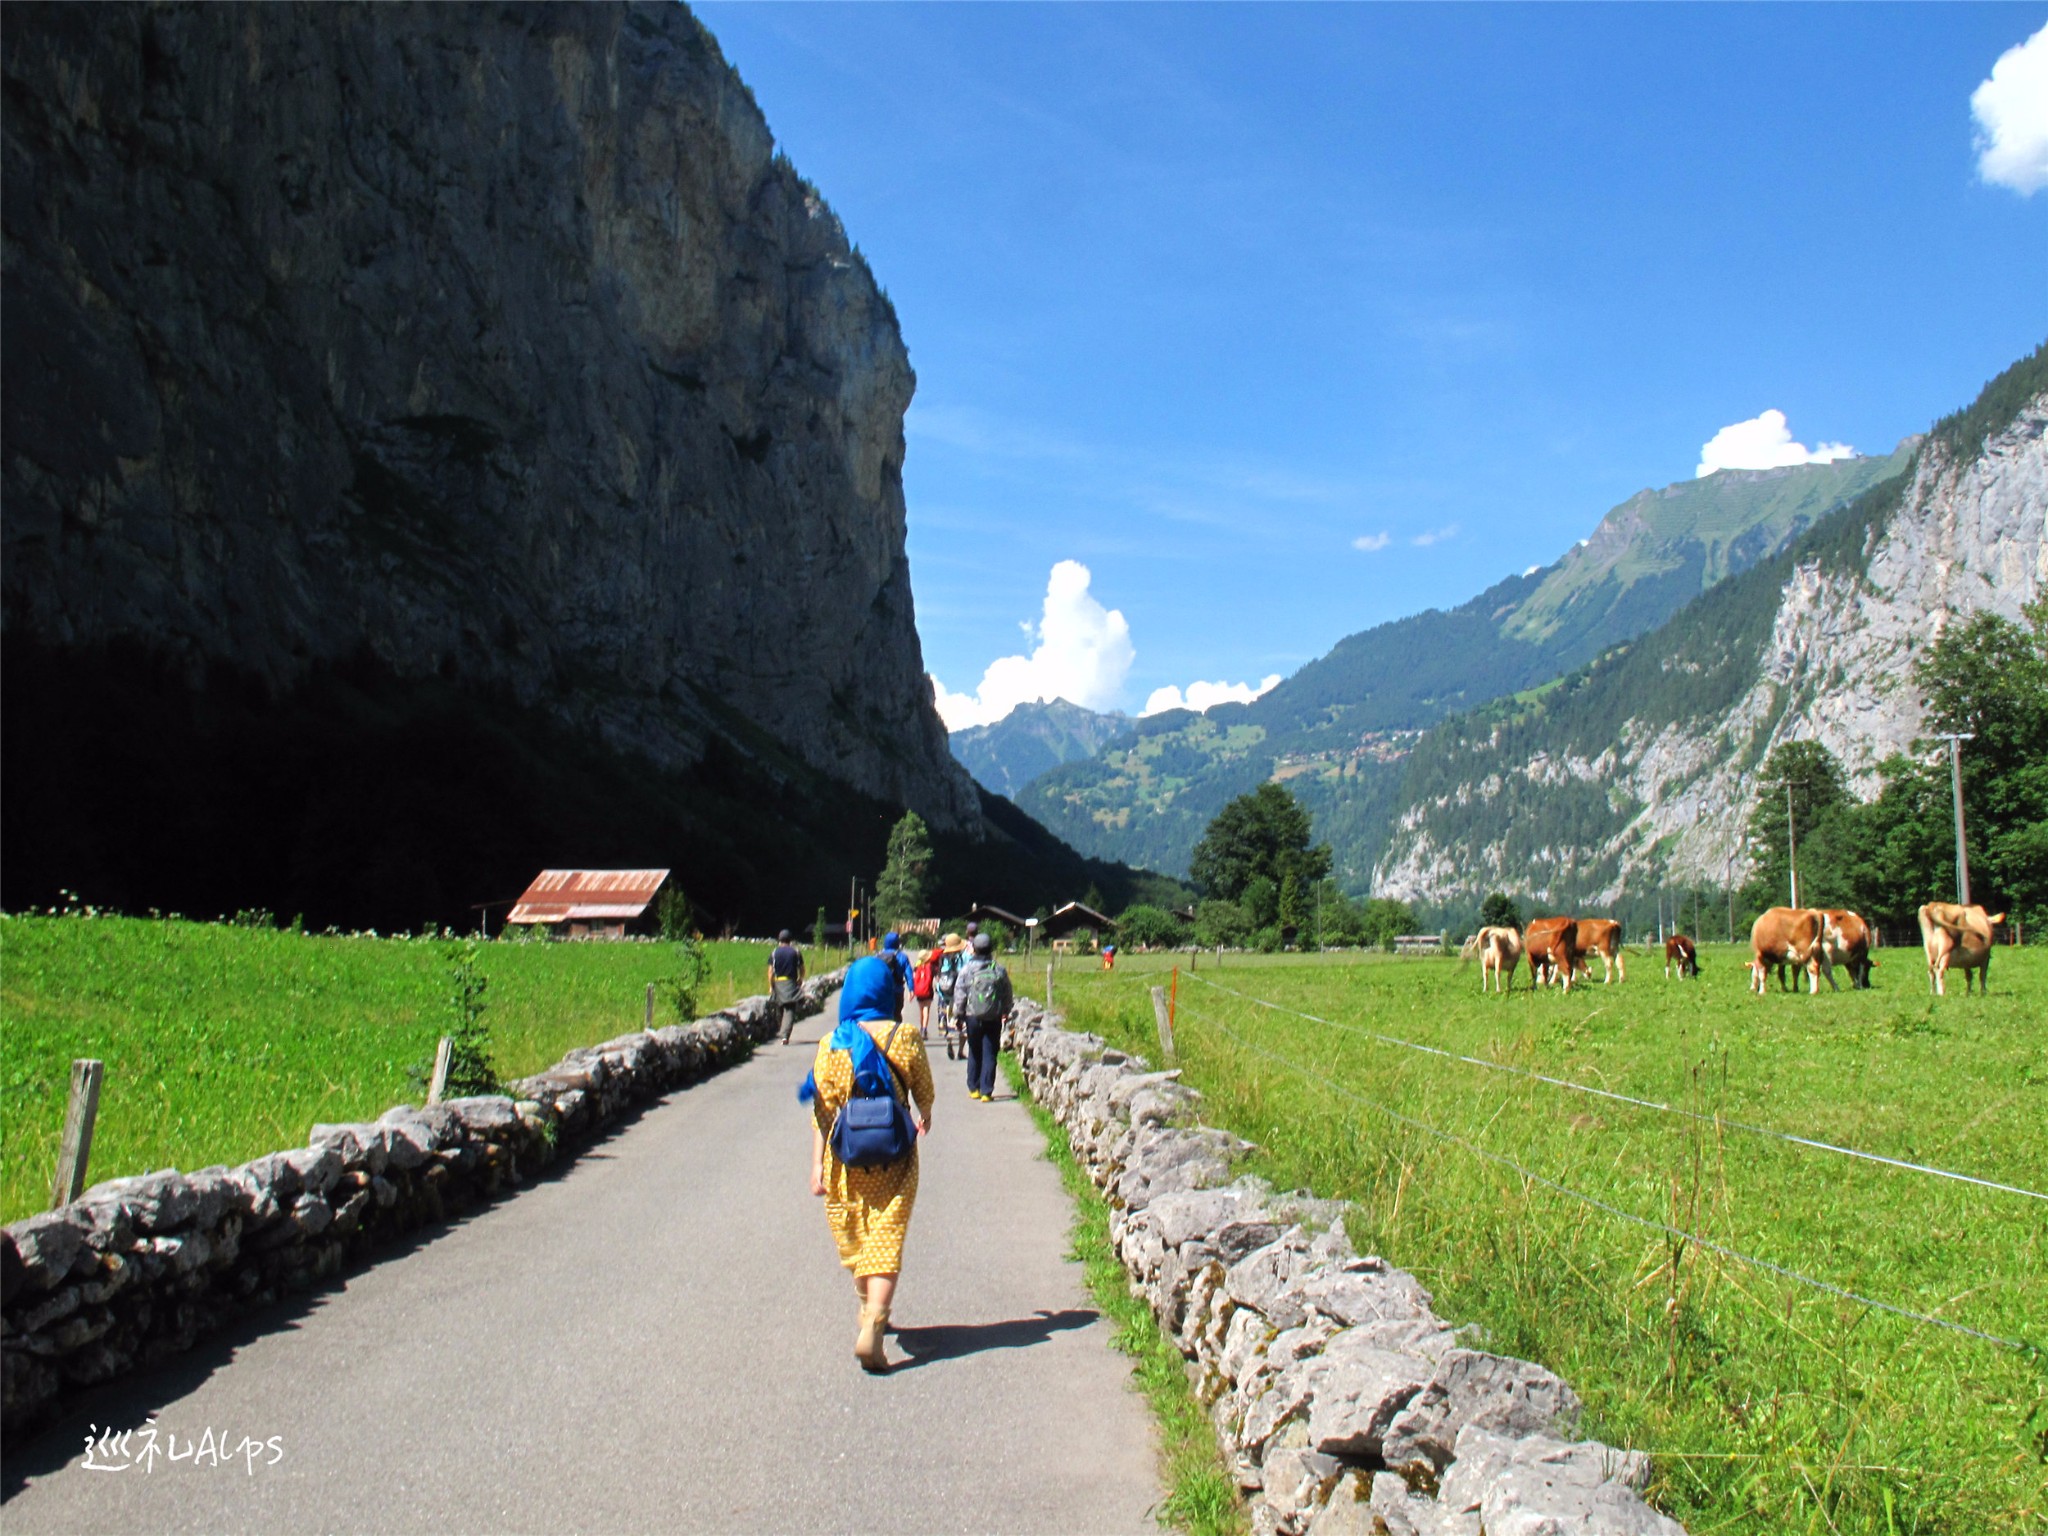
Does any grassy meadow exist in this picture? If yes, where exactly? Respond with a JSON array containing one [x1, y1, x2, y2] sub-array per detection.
[[0, 913, 790, 1225], [1045, 943, 2047, 1536]]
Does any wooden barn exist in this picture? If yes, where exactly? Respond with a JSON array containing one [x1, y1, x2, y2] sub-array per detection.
[[505, 869, 670, 940]]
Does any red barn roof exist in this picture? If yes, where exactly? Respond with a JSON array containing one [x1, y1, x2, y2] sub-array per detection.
[[507, 869, 670, 925]]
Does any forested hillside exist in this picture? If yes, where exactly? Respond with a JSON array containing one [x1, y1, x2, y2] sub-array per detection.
[[1375, 342, 2047, 923], [1018, 446, 1913, 885]]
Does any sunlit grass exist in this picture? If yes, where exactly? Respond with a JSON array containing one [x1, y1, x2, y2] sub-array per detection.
[[0, 913, 774, 1222], [1047, 944, 2048, 1535]]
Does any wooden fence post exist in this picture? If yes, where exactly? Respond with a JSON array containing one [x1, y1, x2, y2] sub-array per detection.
[[427, 1036, 454, 1105], [645, 981, 656, 1029], [1151, 986, 1176, 1064], [49, 1058, 104, 1210], [1045, 963, 1054, 1010]]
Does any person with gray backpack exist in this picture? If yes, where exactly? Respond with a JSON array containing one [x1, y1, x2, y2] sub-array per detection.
[[953, 931, 1012, 1101]]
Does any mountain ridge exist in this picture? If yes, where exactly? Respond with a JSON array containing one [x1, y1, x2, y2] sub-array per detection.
[[1014, 445, 1916, 883], [1374, 344, 2048, 918], [949, 697, 1130, 798]]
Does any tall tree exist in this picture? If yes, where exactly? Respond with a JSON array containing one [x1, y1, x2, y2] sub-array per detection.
[[1741, 740, 1849, 910], [874, 811, 933, 928], [1912, 599, 2048, 922], [1189, 782, 1332, 902]]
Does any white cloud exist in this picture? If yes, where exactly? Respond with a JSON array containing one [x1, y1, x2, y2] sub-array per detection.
[[1141, 674, 1283, 717], [930, 560, 1135, 730], [1973, 22, 2048, 195], [1411, 523, 1461, 547], [1696, 410, 1854, 477], [1352, 532, 1392, 552]]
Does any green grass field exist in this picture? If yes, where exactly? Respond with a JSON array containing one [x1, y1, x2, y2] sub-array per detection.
[[1045, 944, 2047, 1536], [0, 914, 801, 1225]]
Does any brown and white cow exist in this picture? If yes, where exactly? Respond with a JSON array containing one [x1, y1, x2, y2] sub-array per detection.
[[1523, 917, 1579, 993], [1818, 908, 1875, 989], [1572, 918, 1625, 983], [1918, 903, 2006, 995], [1749, 907, 1835, 995], [1664, 934, 1699, 979]]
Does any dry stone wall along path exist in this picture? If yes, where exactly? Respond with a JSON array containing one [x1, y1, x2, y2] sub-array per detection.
[[0, 1018, 1161, 1534]]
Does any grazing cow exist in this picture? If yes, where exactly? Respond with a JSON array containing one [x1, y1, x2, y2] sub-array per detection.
[[1918, 903, 2006, 995], [1664, 934, 1699, 979], [1522, 917, 1579, 993], [1573, 918, 1625, 983], [1818, 908, 1875, 989], [1467, 925, 1523, 993], [1749, 907, 1835, 995]]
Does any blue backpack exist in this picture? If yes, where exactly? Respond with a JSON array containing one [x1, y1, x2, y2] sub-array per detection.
[[829, 1024, 917, 1168]]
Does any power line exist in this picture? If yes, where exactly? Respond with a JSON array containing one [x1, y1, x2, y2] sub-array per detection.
[[1183, 971, 2046, 1204], [1173, 999, 2033, 1353]]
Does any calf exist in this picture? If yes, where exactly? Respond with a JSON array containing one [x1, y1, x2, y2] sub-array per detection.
[[1522, 916, 1579, 993], [1663, 934, 1699, 979], [1573, 918, 1625, 983], [1918, 903, 2005, 995], [1749, 907, 1834, 995], [1818, 908, 1874, 989]]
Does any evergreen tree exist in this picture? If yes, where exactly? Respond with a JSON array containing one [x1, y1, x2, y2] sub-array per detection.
[[874, 811, 934, 928], [1741, 740, 1849, 910], [1910, 599, 2048, 923]]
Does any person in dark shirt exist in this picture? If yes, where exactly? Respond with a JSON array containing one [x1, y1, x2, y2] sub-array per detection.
[[879, 931, 912, 1021], [769, 929, 806, 1044]]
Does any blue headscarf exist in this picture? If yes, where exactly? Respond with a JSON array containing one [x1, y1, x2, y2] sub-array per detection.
[[798, 955, 901, 1104]]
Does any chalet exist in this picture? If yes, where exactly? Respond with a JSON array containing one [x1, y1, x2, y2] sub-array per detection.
[[505, 869, 670, 940]]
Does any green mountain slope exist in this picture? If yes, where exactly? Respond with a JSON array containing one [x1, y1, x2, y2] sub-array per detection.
[[1017, 447, 1915, 885], [1374, 342, 2047, 924], [949, 698, 1130, 797]]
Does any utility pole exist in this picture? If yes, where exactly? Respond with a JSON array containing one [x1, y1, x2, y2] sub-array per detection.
[[1786, 779, 1800, 910], [1933, 732, 1976, 904]]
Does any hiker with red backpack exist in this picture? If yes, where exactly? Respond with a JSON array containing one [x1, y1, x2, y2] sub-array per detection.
[[910, 944, 938, 1039]]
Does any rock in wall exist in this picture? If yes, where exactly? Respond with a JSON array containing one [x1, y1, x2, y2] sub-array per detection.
[[2, 3, 978, 831], [1006, 998, 1685, 1536]]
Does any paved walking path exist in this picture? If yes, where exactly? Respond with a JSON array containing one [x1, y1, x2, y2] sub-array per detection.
[[0, 1018, 1162, 1533]]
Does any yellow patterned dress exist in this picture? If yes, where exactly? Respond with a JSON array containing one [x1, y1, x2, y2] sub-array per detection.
[[811, 1021, 936, 1277]]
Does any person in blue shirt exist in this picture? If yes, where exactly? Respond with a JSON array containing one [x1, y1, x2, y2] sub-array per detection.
[[877, 931, 913, 1021]]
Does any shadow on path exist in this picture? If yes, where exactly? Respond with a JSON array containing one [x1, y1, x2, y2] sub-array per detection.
[[890, 1308, 1100, 1371], [0, 1083, 681, 1500]]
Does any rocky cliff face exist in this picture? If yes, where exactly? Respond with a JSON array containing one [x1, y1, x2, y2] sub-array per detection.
[[1373, 382, 2047, 908], [2, 4, 978, 838]]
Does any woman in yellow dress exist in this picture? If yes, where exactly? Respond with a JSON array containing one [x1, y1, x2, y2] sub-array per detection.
[[801, 950, 935, 1372]]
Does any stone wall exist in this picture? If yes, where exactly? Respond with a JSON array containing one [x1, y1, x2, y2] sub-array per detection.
[[0, 970, 841, 1435], [1008, 996, 1688, 1536]]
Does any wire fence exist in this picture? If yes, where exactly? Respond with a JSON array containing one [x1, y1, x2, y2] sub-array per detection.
[[1168, 995, 2034, 1353], [1178, 970, 2047, 1204]]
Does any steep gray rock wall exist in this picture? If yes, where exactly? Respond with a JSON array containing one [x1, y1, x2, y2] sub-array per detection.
[[1373, 397, 2047, 905], [2, 3, 978, 829]]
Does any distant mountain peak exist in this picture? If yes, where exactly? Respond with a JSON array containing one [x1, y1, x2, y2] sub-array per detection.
[[950, 697, 1131, 799]]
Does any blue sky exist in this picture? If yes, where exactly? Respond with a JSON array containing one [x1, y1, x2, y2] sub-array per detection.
[[695, 3, 2048, 726]]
